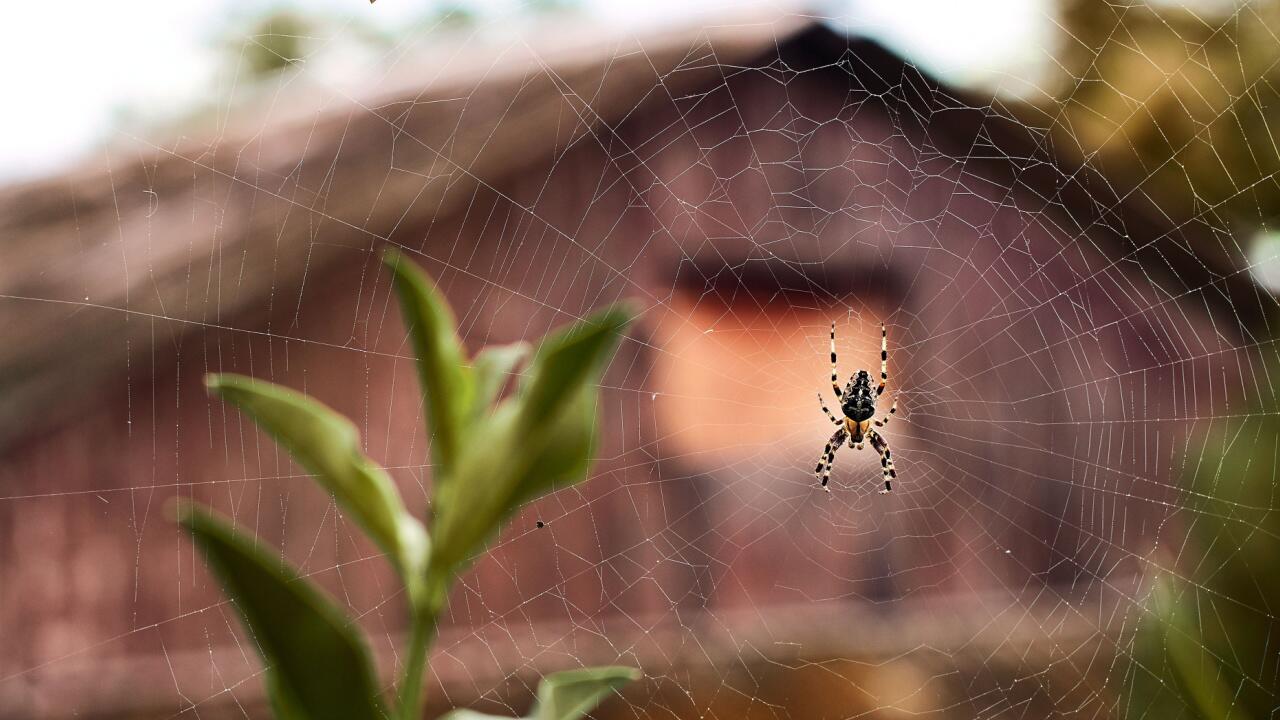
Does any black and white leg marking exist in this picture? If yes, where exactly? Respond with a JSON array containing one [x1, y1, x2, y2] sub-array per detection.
[[873, 394, 898, 428], [875, 322, 888, 397], [814, 426, 848, 492], [829, 322, 843, 399], [816, 393, 842, 426], [868, 428, 897, 494]]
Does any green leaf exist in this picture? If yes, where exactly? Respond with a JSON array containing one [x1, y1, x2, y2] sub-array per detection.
[[207, 374, 428, 586], [428, 404, 521, 570], [436, 667, 640, 720], [470, 341, 530, 421], [437, 711, 511, 720], [384, 249, 472, 480], [509, 304, 632, 509], [266, 674, 306, 720], [511, 388, 596, 510], [515, 305, 632, 440], [429, 306, 634, 572], [1156, 577, 1252, 720], [532, 667, 640, 720], [178, 504, 386, 720]]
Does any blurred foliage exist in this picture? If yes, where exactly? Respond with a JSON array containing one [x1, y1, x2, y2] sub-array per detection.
[[180, 252, 637, 720], [525, 0, 581, 14], [240, 10, 309, 77], [430, 3, 479, 28], [109, 0, 586, 145], [1052, 0, 1280, 234], [1051, 7, 1280, 707], [1123, 352, 1280, 717]]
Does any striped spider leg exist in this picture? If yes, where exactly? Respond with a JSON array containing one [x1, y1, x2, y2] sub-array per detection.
[[814, 426, 848, 492], [868, 429, 897, 494]]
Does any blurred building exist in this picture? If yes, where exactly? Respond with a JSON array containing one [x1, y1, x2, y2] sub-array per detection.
[[0, 13, 1260, 719]]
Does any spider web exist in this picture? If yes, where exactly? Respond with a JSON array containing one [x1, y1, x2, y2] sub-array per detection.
[[1, 3, 1277, 719]]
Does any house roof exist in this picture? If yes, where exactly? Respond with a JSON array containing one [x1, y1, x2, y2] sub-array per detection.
[[723, 24, 1268, 329], [0, 12, 1263, 449]]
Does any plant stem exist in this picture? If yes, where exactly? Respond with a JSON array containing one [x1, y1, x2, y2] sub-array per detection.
[[398, 577, 447, 720], [398, 615, 433, 720]]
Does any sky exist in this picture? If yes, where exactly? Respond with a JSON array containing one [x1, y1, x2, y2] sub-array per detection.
[[0, 0, 1055, 183]]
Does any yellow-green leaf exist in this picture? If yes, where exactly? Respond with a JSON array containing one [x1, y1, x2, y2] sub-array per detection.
[[428, 404, 522, 571], [207, 374, 427, 586], [267, 674, 306, 720], [510, 388, 595, 510], [429, 306, 633, 572], [385, 249, 472, 480], [533, 667, 640, 720], [178, 504, 386, 720], [1157, 578, 1254, 720], [515, 305, 632, 440], [469, 341, 530, 421], [436, 667, 640, 720]]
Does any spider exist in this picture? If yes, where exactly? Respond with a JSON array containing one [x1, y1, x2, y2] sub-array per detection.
[[814, 321, 899, 494]]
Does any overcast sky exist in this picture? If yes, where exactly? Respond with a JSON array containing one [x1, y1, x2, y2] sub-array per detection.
[[0, 0, 1053, 183]]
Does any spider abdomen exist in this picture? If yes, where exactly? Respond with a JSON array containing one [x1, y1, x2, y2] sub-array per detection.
[[842, 402, 875, 422], [841, 385, 876, 422]]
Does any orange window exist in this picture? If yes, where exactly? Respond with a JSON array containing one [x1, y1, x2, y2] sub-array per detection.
[[651, 289, 888, 465]]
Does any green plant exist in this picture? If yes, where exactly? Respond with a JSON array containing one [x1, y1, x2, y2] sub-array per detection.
[[1125, 351, 1280, 718], [176, 249, 639, 720]]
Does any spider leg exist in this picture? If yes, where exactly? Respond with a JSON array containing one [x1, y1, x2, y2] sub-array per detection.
[[875, 322, 888, 397], [872, 394, 898, 427], [829, 322, 843, 399], [816, 393, 842, 426], [868, 428, 897, 494], [814, 426, 848, 492]]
